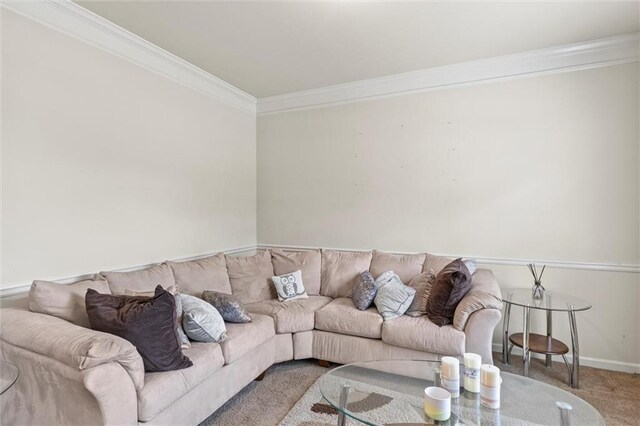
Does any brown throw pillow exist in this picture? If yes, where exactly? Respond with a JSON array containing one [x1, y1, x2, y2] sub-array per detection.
[[425, 259, 472, 326], [86, 285, 192, 372], [405, 269, 436, 317]]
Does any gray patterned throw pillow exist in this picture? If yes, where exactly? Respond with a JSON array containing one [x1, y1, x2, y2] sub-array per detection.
[[202, 291, 252, 323], [352, 271, 377, 310]]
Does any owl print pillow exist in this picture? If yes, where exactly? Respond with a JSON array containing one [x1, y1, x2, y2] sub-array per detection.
[[271, 270, 309, 302]]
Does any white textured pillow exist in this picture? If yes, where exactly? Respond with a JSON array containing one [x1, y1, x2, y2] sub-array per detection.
[[464, 259, 478, 275], [179, 294, 227, 343], [271, 270, 308, 301], [374, 271, 416, 320]]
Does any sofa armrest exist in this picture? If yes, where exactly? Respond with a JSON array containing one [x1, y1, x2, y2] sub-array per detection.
[[453, 269, 503, 331], [0, 308, 144, 390]]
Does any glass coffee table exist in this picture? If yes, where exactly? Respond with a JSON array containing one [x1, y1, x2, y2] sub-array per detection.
[[320, 360, 604, 425]]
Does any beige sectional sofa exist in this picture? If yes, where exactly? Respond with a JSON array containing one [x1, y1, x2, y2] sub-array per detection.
[[0, 248, 502, 425]]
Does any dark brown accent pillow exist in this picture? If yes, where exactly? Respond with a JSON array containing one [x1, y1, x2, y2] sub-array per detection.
[[86, 285, 192, 372], [425, 259, 472, 326]]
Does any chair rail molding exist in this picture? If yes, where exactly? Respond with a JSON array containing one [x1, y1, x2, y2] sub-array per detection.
[[257, 33, 640, 115], [257, 244, 640, 274], [0, 245, 256, 298], [1, 0, 257, 114]]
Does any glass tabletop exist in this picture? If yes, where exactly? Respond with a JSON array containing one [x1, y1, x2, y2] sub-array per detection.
[[501, 288, 592, 312], [320, 360, 604, 425], [0, 361, 19, 395]]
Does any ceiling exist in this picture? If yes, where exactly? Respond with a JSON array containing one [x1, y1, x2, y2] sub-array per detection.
[[78, 1, 639, 98]]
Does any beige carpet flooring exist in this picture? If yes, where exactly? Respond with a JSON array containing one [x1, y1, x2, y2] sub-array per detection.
[[200, 354, 640, 426]]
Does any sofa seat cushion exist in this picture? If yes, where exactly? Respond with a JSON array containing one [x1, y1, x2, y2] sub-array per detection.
[[245, 296, 332, 334], [381, 315, 465, 356], [315, 298, 383, 339], [137, 342, 224, 421], [220, 313, 275, 364]]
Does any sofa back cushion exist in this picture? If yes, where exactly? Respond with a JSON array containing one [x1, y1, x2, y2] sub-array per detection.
[[370, 250, 426, 283], [423, 253, 454, 275], [100, 263, 176, 295], [28, 276, 111, 328], [167, 253, 232, 297], [226, 250, 276, 304], [271, 249, 321, 295], [320, 249, 373, 298], [425, 259, 472, 326]]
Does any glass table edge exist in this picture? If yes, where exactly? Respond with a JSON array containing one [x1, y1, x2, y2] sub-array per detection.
[[501, 288, 592, 311]]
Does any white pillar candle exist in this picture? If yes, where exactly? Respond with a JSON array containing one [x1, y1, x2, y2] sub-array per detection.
[[441, 357, 460, 379], [480, 365, 500, 387], [440, 357, 460, 398], [463, 353, 481, 393], [480, 364, 501, 409]]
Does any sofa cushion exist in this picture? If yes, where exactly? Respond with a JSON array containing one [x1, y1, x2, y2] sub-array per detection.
[[123, 286, 190, 349], [320, 250, 373, 298], [220, 313, 275, 364], [85, 286, 192, 372], [271, 249, 322, 295], [202, 291, 252, 323], [373, 271, 416, 320], [180, 294, 227, 343], [422, 253, 454, 275], [28, 276, 111, 328], [315, 298, 383, 339], [245, 296, 332, 334], [271, 270, 308, 301], [100, 264, 176, 296], [137, 342, 225, 422], [425, 259, 472, 326], [226, 250, 276, 305], [167, 253, 232, 296], [405, 270, 436, 317], [351, 271, 377, 311], [381, 315, 465, 356], [370, 250, 426, 284]]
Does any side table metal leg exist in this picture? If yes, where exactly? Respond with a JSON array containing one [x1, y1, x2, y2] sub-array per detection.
[[546, 310, 553, 367], [337, 385, 350, 426], [568, 309, 580, 388], [502, 303, 512, 365], [523, 306, 531, 377]]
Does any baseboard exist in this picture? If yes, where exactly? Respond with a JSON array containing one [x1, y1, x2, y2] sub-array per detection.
[[491, 343, 640, 374], [0, 244, 256, 298]]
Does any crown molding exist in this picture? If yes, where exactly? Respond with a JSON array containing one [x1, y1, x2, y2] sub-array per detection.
[[1, 0, 257, 114], [257, 244, 640, 274], [257, 33, 640, 115], [0, 245, 256, 298]]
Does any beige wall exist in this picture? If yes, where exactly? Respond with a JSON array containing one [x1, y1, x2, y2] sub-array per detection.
[[1, 10, 256, 287], [258, 63, 640, 368]]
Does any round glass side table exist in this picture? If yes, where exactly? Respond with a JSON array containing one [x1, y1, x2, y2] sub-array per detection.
[[501, 288, 591, 388]]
